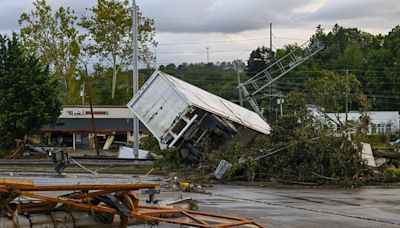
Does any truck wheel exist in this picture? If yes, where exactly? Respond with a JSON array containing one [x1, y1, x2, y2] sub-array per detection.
[[180, 143, 201, 163]]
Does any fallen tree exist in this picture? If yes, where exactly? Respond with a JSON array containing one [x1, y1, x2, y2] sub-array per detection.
[[215, 71, 372, 185], [373, 150, 400, 160]]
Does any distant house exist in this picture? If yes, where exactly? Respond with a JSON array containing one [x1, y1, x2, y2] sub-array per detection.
[[322, 111, 400, 135], [37, 105, 147, 150]]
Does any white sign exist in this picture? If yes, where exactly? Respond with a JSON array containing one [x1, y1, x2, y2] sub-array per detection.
[[68, 110, 87, 115]]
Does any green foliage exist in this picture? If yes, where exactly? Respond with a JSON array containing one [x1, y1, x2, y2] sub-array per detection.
[[19, 0, 81, 102], [0, 149, 10, 159], [0, 34, 62, 149], [363, 135, 387, 147], [127, 136, 182, 171], [159, 62, 242, 101], [384, 166, 400, 177], [72, 67, 150, 105], [247, 46, 273, 77], [245, 24, 400, 111], [141, 135, 160, 153], [18, 0, 156, 104], [79, 0, 156, 100], [307, 71, 363, 113], [212, 143, 256, 181], [306, 70, 370, 129], [155, 148, 184, 171], [288, 25, 400, 110], [251, 91, 367, 185]]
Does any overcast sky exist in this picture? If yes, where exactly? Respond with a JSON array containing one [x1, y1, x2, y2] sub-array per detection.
[[0, 0, 399, 66]]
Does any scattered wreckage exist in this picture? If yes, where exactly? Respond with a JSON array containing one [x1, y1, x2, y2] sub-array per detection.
[[128, 70, 271, 162], [0, 178, 264, 227]]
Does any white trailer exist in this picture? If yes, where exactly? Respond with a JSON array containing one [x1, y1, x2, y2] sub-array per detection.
[[127, 70, 270, 162]]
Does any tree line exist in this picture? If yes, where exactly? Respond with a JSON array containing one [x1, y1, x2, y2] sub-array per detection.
[[18, 0, 156, 104], [247, 24, 400, 112], [0, 0, 156, 151], [156, 25, 400, 114]]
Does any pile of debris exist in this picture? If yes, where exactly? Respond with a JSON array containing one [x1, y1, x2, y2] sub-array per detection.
[[160, 160, 233, 194], [0, 178, 264, 227]]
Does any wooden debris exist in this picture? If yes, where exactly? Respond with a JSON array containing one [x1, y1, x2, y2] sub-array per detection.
[[0, 179, 264, 228], [0, 178, 33, 186]]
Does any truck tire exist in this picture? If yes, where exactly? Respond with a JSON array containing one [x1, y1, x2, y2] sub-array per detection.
[[180, 143, 201, 163]]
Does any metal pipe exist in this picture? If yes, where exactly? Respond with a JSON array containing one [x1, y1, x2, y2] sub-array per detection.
[[0, 183, 159, 191], [0, 211, 140, 227]]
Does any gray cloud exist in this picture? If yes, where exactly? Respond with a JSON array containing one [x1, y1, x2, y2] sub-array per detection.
[[0, 0, 93, 34], [138, 0, 400, 34], [0, 8, 20, 32], [1, 0, 398, 35], [140, 0, 317, 33], [310, 0, 400, 21], [0, 0, 399, 65]]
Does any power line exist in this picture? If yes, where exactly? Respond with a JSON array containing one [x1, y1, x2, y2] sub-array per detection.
[[156, 49, 253, 54], [158, 37, 270, 46], [272, 34, 308, 42], [150, 16, 398, 30], [156, 36, 308, 47], [151, 16, 268, 25]]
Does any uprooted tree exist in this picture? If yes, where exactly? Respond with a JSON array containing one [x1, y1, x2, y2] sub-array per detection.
[[249, 92, 367, 185], [0, 34, 61, 151]]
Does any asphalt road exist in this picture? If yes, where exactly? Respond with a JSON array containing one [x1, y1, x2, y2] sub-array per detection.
[[1, 172, 399, 227], [186, 185, 400, 228]]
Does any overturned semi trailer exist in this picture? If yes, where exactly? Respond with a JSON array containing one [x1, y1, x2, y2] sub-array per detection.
[[127, 70, 271, 162]]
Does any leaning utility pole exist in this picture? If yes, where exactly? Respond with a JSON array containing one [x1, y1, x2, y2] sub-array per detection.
[[85, 65, 99, 156], [238, 38, 324, 118], [132, 0, 139, 158]]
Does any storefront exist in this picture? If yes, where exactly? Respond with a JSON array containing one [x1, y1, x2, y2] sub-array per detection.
[[39, 105, 147, 150]]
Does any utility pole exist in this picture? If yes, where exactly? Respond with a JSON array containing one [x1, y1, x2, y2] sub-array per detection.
[[132, 0, 139, 158], [235, 61, 243, 106], [85, 65, 99, 156], [206, 47, 210, 63], [270, 23, 272, 52], [345, 69, 349, 123]]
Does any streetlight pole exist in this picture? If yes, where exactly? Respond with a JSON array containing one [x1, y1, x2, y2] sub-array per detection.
[[277, 97, 284, 117], [132, 0, 139, 158]]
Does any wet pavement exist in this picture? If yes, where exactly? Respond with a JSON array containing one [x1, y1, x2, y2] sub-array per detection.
[[186, 185, 400, 227], [1, 172, 400, 227]]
